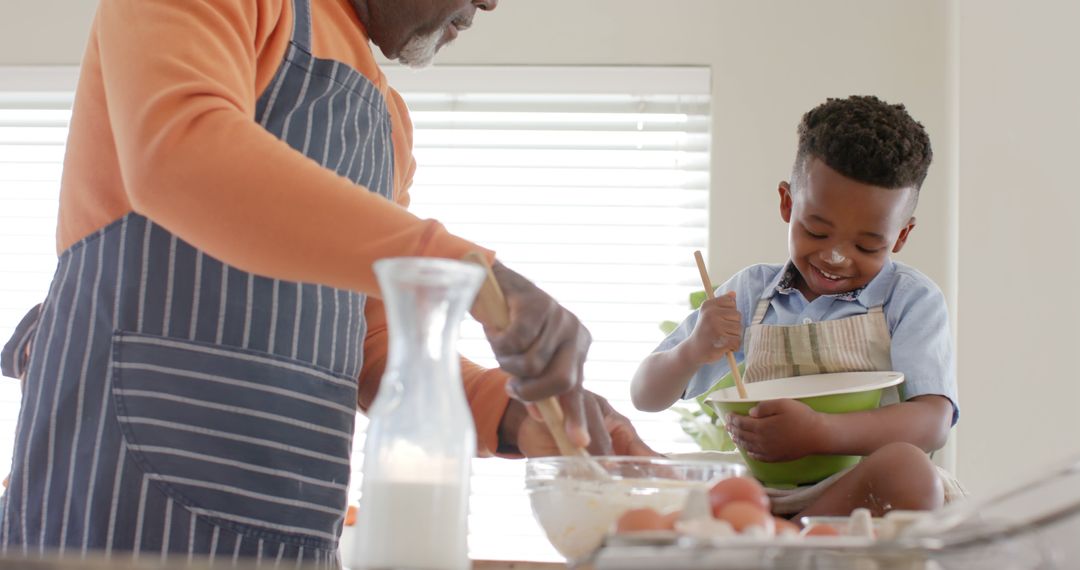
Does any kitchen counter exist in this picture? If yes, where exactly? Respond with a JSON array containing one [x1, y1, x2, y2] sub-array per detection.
[[475, 562, 565, 570]]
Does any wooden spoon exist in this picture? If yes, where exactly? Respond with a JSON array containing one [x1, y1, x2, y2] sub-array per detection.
[[693, 250, 748, 399], [463, 252, 609, 478]]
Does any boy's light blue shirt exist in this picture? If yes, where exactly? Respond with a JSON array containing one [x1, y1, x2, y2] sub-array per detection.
[[656, 259, 959, 425]]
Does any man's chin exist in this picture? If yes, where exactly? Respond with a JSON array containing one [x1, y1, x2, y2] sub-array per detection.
[[395, 33, 445, 69], [398, 43, 452, 69], [398, 55, 436, 69]]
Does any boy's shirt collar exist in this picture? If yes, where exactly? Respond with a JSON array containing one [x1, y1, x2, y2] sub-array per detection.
[[764, 259, 896, 306]]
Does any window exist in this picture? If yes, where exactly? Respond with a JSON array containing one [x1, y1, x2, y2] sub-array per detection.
[[383, 65, 711, 561], [0, 65, 710, 562]]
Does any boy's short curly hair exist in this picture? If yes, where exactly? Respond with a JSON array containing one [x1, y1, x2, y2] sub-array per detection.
[[794, 95, 933, 196]]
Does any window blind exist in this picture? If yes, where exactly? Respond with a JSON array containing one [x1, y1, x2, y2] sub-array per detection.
[[382, 65, 711, 561]]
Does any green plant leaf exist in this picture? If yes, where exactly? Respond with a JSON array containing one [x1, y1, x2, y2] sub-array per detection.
[[659, 320, 679, 335], [671, 406, 736, 452], [689, 290, 708, 310]]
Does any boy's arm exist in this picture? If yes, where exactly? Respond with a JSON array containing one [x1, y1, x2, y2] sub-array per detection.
[[826, 271, 958, 454], [818, 395, 953, 454], [726, 394, 952, 462], [631, 342, 710, 412], [631, 292, 743, 412]]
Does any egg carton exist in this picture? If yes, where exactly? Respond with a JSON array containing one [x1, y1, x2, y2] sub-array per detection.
[[591, 539, 1047, 570], [588, 455, 1080, 570]]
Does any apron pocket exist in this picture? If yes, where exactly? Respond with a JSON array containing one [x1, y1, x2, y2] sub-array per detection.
[[108, 331, 356, 549]]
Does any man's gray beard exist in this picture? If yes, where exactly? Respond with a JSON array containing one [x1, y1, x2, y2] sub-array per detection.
[[397, 29, 442, 69]]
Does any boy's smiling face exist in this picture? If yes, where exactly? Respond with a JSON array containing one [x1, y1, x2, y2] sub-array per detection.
[[780, 158, 917, 301]]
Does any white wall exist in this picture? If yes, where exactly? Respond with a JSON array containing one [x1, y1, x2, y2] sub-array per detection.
[[956, 0, 1080, 497], [0, 1, 96, 65]]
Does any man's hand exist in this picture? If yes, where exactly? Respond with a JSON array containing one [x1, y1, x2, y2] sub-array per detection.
[[501, 392, 660, 458], [483, 262, 593, 448], [686, 292, 742, 365], [724, 398, 829, 462]]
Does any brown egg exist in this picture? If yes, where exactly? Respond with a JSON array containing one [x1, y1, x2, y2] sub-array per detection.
[[802, 523, 842, 537], [615, 508, 667, 533], [708, 477, 770, 517], [773, 516, 801, 536], [658, 510, 681, 531], [717, 501, 775, 534]]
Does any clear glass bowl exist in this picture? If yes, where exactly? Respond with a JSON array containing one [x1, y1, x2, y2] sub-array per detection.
[[524, 456, 746, 561]]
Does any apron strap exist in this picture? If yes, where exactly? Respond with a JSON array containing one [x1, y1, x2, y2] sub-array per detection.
[[866, 304, 891, 343], [289, 0, 314, 54], [750, 297, 771, 325], [1, 303, 41, 379]]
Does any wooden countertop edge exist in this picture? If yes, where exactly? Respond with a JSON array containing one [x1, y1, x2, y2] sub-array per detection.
[[473, 561, 569, 569]]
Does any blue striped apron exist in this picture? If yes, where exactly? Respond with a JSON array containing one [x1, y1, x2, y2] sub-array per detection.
[[1, 0, 393, 565]]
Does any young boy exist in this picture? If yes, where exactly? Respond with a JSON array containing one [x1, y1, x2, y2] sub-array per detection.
[[632, 95, 959, 518]]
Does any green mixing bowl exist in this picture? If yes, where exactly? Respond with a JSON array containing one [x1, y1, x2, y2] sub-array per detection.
[[705, 371, 904, 488]]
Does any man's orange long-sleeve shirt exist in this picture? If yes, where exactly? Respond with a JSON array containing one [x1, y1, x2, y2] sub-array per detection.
[[59, 0, 509, 455]]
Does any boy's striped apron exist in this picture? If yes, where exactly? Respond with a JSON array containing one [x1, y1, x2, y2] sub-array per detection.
[[740, 297, 962, 514], [1, 0, 392, 565], [743, 300, 895, 399]]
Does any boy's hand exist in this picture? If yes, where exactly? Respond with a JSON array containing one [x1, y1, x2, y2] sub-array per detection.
[[686, 292, 742, 365], [725, 399, 829, 462]]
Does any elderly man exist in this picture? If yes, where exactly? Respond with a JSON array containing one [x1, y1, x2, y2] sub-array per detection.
[[0, 0, 652, 561]]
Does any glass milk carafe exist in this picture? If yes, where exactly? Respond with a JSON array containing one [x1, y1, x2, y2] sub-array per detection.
[[349, 257, 484, 570]]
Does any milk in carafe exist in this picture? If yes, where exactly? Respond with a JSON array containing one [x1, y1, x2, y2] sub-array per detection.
[[347, 258, 483, 570]]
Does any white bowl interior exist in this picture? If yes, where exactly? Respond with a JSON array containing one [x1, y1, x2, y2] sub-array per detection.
[[528, 477, 702, 560], [525, 457, 745, 560], [706, 371, 904, 404]]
